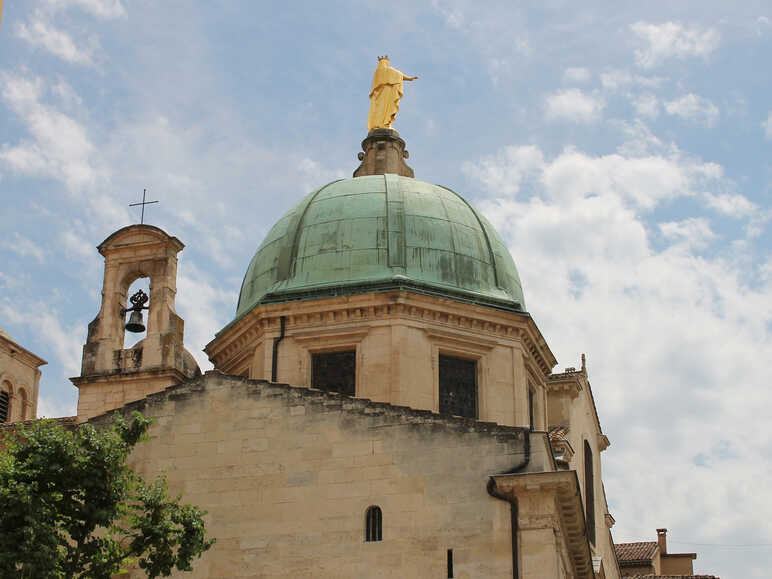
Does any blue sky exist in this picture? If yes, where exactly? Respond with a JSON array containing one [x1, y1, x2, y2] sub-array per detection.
[[1, 1, 771, 576]]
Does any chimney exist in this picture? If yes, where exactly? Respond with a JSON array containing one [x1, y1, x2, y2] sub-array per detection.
[[656, 528, 667, 554]]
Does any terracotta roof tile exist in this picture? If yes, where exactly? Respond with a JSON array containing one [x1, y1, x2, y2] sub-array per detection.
[[615, 541, 659, 563]]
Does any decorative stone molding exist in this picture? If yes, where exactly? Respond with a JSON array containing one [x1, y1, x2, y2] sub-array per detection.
[[0, 333, 47, 369], [546, 373, 583, 399], [491, 470, 594, 579], [207, 290, 556, 377], [353, 129, 414, 178]]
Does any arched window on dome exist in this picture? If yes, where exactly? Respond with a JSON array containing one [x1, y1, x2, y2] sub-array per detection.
[[584, 440, 596, 545], [364, 505, 382, 542]]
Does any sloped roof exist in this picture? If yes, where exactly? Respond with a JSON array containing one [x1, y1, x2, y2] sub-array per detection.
[[0, 326, 48, 367], [615, 541, 658, 563]]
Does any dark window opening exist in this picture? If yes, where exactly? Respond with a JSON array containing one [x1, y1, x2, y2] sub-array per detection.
[[584, 440, 596, 545], [528, 387, 535, 431], [365, 505, 382, 542], [312, 351, 356, 396], [447, 549, 454, 578], [0, 391, 9, 423], [439, 355, 477, 419]]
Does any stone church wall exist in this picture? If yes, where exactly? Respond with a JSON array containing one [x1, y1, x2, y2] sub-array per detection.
[[0, 334, 43, 422], [95, 372, 535, 578]]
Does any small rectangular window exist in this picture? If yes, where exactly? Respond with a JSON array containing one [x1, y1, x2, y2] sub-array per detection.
[[528, 387, 535, 431], [439, 355, 477, 419], [447, 548, 454, 578], [312, 351, 356, 396]]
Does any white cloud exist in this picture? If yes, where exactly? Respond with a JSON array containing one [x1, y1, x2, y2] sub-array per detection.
[[431, 0, 465, 30], [45, 0, 126, 19], [659, 217, 716, 250], [664, 94, 720, 127], [464, 141, 772, 568], [702, 192, 757, 218], [176, 262, 234, 371], [15, 15, 98, 66], [563, 67, 591, 84], [762, 111, 772, 140], [632, 93, 659, 119], [60, 229, 97, 262], [461, 145, 543, 197], [600, 69, 663, 92], [756, 16, 771, 37], [0, 302, 84, 379], [1, 233, 46, 263], [631, 21, 720, 69], [544, 89, 605, 123], [615, 120, 666, 157], [37, 395, 77, 418], [51, 80, 84, 109], [0, 72, 100, 191]]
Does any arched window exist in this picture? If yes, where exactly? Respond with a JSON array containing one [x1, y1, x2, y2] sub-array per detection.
[[0, 390, 9, 423], [123, 278, 150, 349], [364, 505, 382, 542], [584, 440, 595, 545], [0, 380, 12, 423]]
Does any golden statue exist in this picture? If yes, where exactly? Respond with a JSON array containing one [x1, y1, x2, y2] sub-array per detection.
[[367, 56, 417, 131]]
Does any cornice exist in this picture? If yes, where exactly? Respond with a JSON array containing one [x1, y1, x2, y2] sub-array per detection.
[[70, 367, 188, 388], [546, 372, 584, 399], [0, 335, 47, 368], [206, 290, 558, 376], [491, 470, 594, 579]]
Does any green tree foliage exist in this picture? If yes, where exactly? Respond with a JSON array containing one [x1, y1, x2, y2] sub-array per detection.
[[0, 412, 215, 578]]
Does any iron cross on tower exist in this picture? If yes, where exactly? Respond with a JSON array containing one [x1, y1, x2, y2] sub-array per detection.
[[129, 189, 159, 224]]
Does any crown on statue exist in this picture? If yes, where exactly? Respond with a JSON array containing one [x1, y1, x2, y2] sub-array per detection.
[[378, 55, 389, 61]]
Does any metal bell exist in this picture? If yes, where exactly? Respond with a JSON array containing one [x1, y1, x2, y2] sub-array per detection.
[[125, 310, 146, 333]]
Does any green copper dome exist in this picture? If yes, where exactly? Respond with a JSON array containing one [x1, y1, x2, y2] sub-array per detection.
[[235, 175, 525, 320]]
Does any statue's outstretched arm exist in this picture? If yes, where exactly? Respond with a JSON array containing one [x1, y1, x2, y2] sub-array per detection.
[[403, 75, 418, 81]]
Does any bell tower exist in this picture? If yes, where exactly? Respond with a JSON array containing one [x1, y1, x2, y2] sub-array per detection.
[[71, 224, 200, 421]]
